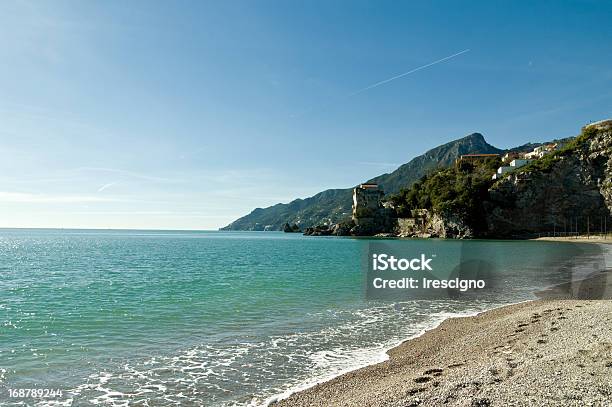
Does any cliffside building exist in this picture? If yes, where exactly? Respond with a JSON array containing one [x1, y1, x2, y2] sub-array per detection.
[[492, 158, 533, 180], [351, 184, 395, 235], [510, 159, 532, 168], [502, 152, 520, 163], [352, 184, 384, 219]]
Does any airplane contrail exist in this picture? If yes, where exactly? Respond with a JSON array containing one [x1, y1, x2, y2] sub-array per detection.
[[97, 181, 118, 192], [349, 49, 471, 96]]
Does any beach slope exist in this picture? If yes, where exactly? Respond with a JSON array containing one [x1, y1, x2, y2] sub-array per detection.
[[275, 300, 612, 406]]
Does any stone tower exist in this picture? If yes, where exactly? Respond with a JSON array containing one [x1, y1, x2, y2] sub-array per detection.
[[351, 184, 394, 235], [352, 184, 384, 219]]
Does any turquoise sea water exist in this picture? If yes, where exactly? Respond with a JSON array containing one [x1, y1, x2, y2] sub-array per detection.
[[0, 229, 608, 406]]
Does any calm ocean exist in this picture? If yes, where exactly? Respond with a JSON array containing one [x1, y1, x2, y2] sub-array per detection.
[[0, 229, 608, 406]]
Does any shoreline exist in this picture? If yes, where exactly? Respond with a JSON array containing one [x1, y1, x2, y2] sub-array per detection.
[[272, 264, 612, 406], [532, 235, 612, 244], [262, 305, 502, 406], [274, 299, 612, 406]]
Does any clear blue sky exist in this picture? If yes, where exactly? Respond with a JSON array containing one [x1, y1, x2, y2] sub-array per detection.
[[1, 0, 611, 230]]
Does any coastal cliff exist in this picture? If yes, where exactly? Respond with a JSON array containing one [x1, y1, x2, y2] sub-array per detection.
[[317, 121, 612, 239], [224, 120, 611, 239], [484, 124, 612, 238], [395, 210, 473, 239]]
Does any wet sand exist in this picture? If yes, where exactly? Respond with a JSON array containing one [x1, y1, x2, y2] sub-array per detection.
[[275, 298, 612, 406]]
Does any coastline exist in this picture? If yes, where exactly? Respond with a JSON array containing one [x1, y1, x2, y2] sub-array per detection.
[[262, 306, 495, 406], [271, 259, 612, 407], [532, 235, 612, 244], [274, 299, 612, 406]]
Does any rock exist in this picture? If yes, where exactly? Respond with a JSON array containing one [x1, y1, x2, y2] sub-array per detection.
[[282, 222, 301, 233], [374, 233, 396, 237], [484, 128, 612, 238], [396, 210, 473, 238], [331, 221, 353, 236], [303, 225, 332, 236]]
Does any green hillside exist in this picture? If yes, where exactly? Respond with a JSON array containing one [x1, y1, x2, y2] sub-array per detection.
[[221, 133, 503, 231]]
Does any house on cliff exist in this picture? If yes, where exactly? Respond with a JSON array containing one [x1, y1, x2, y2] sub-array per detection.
[[351, 184, 395, 235]]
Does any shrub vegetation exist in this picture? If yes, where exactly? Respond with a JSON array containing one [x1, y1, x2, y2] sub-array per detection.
[[388, 157, 500, 232]]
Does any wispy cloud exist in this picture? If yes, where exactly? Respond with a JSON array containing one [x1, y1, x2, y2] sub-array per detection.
[[68, 211, 228, 218], [357, 161, 401, 169], [75, 167, 181, 184], [97, 181, 118, 192], [0, 191, 120, 203]]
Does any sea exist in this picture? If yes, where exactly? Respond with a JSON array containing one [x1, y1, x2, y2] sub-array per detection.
[[0, 229, 609, 406]]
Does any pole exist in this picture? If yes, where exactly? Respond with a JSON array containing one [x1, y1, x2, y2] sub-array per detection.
[[576, 217, 578, 239]]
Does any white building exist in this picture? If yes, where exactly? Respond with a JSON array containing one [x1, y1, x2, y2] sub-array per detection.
[[510, 159, 532, 168], [502, 152, 520, 162], [492, 165, 514, 180], [498, 166, 512, 175]]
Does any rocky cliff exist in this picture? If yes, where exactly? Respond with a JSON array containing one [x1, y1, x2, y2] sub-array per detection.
[[484, 126, 612, 238], [395, 210, 473, 239], [353, 122, 612, 240]]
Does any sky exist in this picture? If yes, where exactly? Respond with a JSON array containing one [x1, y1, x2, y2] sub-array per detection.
[[0, 0, 611, 230]]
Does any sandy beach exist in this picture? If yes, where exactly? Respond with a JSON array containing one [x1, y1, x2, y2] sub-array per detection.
[[534, 235, 612, 244], [276, 288, 612, 406]]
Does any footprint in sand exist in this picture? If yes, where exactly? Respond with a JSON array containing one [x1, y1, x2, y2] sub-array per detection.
[[414, 376, 432, 383], [471, 398, 492, 407]]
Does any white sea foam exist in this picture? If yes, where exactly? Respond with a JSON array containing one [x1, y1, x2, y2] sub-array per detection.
[[51, 301, 512, 407], [258, 307, 491, 407]]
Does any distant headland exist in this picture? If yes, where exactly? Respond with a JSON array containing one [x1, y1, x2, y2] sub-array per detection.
[[223, 120, 612, 240]]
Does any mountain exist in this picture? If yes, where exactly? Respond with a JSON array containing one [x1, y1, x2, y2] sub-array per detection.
[[365, 132, 503, 194], [220, 133, 503, 231]]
